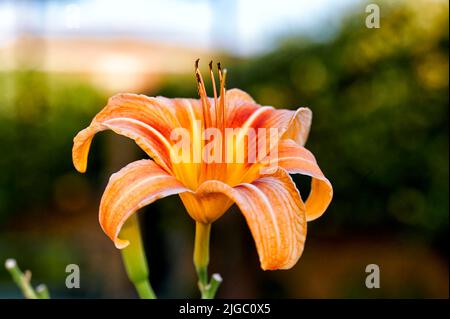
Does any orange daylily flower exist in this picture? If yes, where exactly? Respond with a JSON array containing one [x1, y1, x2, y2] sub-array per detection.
[[72, 62, 332, 270]]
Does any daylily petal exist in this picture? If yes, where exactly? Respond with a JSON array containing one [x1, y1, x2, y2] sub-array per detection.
[[99, 159, 188, 249], [275, 139, 333, 221], [72, 93, 202, 174], [179, 191, 233, 224], [225, 88, 256, 106], [196, 168, 306, 270], [222, 89, 313, 185], [282, 107, 312, 146], [225, 89, 312, 146]]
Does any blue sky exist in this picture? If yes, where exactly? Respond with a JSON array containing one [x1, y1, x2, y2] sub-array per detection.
[[0, 0, 364, 55]]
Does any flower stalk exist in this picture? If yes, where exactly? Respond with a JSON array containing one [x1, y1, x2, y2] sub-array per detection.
[[193, 222, 222, 298], [35, 284, 51, 299], [120, 214, 156, 299], [5, 259, 38, 299]]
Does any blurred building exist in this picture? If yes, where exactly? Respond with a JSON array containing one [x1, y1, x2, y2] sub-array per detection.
[[0, 35, 211, 92]]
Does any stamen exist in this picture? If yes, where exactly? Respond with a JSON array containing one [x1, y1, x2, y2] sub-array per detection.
[[195, 59, 211, 128], [217, 63, 227, 132], [194, 59, 229, 180], [217, 63, 227, 165], [209, 61, 219, 128]]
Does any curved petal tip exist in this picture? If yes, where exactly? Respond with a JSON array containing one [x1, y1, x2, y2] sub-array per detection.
[[114, 238, 130, 249]]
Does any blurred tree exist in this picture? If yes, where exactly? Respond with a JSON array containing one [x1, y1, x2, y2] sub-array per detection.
[[0, 71, 106, 222], [234, 0, 449, 249], [155, 0, 449, 250]]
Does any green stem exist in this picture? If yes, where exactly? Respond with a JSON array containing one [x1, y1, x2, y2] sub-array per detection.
[[35, 284, 50, 299], [193, 222, 222, 299], [120, 214, 156, 299], [194, 222, 210, 287], [5, 259, 38, 299], [206, 273, 223, 299]]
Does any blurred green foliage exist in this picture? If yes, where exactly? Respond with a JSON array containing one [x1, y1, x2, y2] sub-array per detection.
[[158, 0, 449, 245], [0, 72, 107, 297], [237, 1, 449, 240], [0, 72, 106, 222]]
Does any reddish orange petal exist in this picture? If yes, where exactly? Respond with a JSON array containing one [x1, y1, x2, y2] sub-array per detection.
[[225, 89, 312, 145], [197, 168, 306, 270], [281, 107, 312, 146], [225, 88, 255, 107], [226, 89, 289, 134], [99, 159, 188, 249], [72, 93, 201, 174], [275, 139, 333, 221], [223, 89, 313, 185]]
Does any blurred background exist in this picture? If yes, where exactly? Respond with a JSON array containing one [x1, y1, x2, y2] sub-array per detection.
[[0, 0, 448, 298]]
